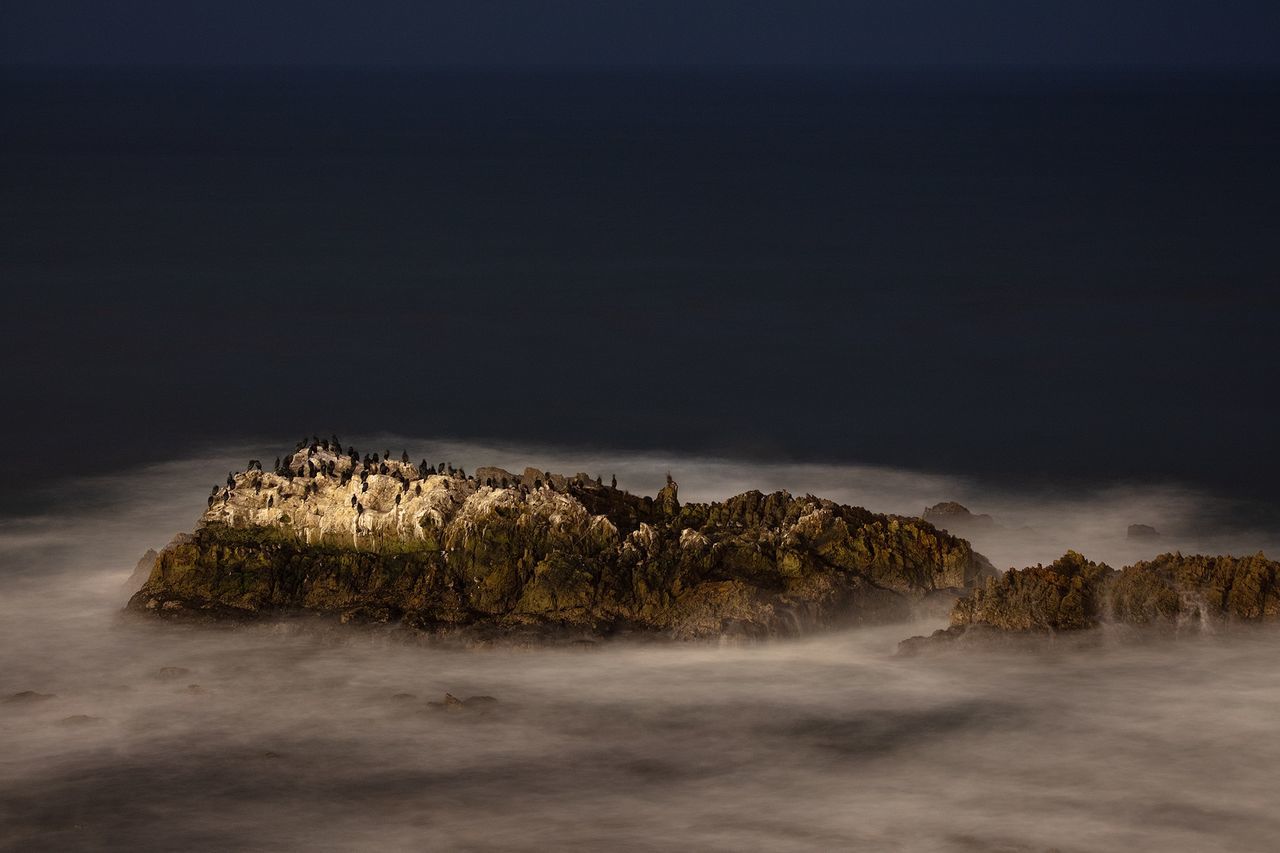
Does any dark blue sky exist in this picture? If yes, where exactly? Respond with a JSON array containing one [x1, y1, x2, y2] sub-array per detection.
[[4, 0, 1279, 67]]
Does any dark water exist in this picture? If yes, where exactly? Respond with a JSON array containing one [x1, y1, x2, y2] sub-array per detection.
[[2, 68, 1278, 515]]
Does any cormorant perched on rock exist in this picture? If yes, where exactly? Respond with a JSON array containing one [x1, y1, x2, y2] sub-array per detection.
[[395, 493, 401, 506], [267, 496, 274, 508], [227, 473, 236, 489], [207, 496, 215, 507], [501, 477, 509, 488], [351, 495, 357, 507], [596, 475, 602, 486], [211, 486, 219, 497], [401, 450, 409, 464], [275, 456, 281, 471], [356, 502, 364, 514], [611, 475, 617, 489], [361, 481, 368, 493], [415, 483, 421, 496], [534, 478, 543, 490]]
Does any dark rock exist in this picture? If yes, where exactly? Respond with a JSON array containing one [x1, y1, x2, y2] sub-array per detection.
[[4, 691, 55, 704], [430, 692, 466, 712], [1127, 523, 1161, 540], [428, 693, 499, 712], [156, 666, 192, 680]]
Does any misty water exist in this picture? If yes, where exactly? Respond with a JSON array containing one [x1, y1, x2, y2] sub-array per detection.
[[4, 444, 1280, 851]]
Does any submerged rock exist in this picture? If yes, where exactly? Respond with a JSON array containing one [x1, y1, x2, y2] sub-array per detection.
[[126, 441, 995, 641], [4, 690, 56, 705], [429, 693, 498, 712]]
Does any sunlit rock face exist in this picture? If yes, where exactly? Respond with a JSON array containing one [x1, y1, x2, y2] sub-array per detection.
[[128, 442, 995, 640]]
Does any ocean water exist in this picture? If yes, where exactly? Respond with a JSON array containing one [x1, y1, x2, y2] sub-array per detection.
[[2, 68, 1279, 516], [3, 445, 1280, 851]]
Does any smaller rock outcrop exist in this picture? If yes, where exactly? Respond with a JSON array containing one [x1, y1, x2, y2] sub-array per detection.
[[123, 548, 159, 594], [921, 502, 995, 535], [1127, 523, 1160, 540], [900, 550, 1280, 653]]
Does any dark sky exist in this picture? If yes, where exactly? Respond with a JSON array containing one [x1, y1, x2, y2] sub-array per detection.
[[4, 0, 1279, 68]]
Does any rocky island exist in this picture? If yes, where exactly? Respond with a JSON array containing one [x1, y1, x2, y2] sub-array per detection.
[[127, 438, 995, 641]]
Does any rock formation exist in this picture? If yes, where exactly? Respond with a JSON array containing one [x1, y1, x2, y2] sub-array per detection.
[[122, 548, 159, 594], [899, 550, 1280, 653], [1126, 523, 1160, 540], [920, 501, 995, 535], [127, 441, 995, 641]]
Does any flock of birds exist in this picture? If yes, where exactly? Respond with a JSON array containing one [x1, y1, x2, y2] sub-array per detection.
[[209, 435, 620, 517]]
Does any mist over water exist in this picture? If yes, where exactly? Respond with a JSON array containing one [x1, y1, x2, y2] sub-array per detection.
[[3, 441, 1280, 851]]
